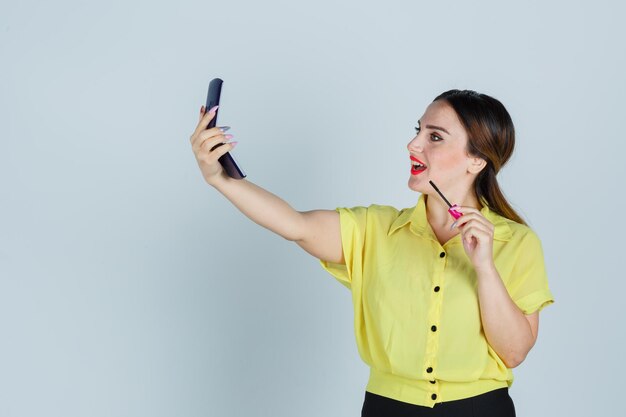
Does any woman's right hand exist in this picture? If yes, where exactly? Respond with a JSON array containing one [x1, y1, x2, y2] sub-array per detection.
[[189, 105, 237, 186]]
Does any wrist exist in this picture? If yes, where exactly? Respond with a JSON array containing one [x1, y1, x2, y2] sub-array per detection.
[[207, 171, 231, 189], [474, 261, 497, 276]]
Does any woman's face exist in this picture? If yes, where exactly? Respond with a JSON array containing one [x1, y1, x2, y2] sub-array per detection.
[[407, 100, 480, 196]]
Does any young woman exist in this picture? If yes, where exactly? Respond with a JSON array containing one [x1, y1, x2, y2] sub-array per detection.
[[189, 89, 554, 416]]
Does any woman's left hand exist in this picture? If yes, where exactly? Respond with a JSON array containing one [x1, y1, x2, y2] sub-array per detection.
[[454, 207, 495, 271]]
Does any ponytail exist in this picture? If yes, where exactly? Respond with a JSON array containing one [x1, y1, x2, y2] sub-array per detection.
[[475, 165, 526, 225]]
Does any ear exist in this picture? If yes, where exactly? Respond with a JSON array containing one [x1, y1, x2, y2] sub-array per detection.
[[468, 156, 487, 174]]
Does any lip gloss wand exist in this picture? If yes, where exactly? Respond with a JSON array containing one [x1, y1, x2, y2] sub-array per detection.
[[428, 180, 463, 229]]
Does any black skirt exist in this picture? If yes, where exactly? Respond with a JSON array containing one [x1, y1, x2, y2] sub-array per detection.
[[361, 387, 515, 417]]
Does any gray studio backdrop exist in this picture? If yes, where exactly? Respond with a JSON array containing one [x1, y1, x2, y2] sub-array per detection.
[[1, 0, 624, 416]]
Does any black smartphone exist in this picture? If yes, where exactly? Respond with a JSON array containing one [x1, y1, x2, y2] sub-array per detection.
[[205, 78, 246, 179]]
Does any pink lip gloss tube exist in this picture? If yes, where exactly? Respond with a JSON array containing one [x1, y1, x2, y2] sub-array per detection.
[[448, 204, 462, 220]]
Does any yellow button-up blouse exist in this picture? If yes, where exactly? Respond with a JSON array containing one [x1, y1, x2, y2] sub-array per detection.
[[320, 194, 554, 407]]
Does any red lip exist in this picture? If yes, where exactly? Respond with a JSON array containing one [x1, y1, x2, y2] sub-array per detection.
[[410, 156, 427, 175]]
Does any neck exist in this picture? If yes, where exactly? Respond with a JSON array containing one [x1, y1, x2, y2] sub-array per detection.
[[425, 188, 482, 230]]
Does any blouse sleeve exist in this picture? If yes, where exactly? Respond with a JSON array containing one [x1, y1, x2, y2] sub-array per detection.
[[319, 206, 368, 290], [507, 229, 555, 314]]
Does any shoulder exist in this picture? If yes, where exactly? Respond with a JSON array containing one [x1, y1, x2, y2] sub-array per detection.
[[508, 220, 541, 243], [337, 204, 409, 230], [366, 204, 404, 218], [338, 204, 402, 217], [494, 215, 544, 253]]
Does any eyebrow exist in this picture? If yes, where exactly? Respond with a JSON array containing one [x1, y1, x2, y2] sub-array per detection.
[[417, 120, 451, 135]]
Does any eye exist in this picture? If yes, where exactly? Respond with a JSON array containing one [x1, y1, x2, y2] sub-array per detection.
[[430, 133, 443, 142], [414, 126, 421, 134]]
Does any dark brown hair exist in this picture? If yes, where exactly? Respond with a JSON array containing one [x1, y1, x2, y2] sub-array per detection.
[[433, 89, 526, 225]]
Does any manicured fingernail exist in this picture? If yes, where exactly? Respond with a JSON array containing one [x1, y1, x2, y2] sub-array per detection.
[[219, 126, 231, 132], [230, 141, 238, 148], [201, 105, 205, 113], [208, 105, 219, 113], [224, 134, 234, 139]]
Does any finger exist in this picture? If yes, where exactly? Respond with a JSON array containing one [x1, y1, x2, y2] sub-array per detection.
[[192, 126, 230, 149], [190, 115, 217, 145], [455, 213, 486, 228], [194, 126, 229, 144], [462, 223, 492, 237], [455, 212, 493, 230], [460, 222, 493, 240], [200, 134, 234, 154], [198, 134, 228, 155], [208, 140, 238, 161], [192, 106, 219, 137], [461, 225, 492, 243], [193, 129, 224, 154], [461, 229, 478, 247], [454, 206, 481, 215]]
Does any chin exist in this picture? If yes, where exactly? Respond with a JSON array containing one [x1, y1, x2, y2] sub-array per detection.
[[407, 175, 430, 194]]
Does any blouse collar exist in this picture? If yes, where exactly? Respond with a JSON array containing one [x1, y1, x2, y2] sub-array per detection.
[[388, 194, 513, 242]]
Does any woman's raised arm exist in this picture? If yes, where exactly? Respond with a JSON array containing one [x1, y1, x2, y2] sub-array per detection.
[[190, 106, 344, 264]]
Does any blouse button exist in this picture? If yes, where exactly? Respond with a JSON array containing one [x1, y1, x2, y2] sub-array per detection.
[[434, 286, 440, 292], [431, 325, 437, 332], [427, 367, 433, 373], [439, 252, 446, 258], [431, 394, 437, 400]]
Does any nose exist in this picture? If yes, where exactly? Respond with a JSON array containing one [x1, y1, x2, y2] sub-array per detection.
[[407, 134, 424, 153]]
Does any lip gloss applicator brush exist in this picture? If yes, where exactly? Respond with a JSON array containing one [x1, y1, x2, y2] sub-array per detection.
[[429, 180, 463, 229]]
